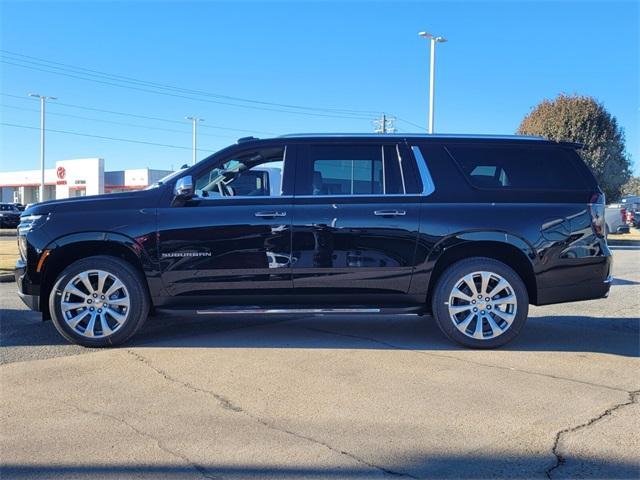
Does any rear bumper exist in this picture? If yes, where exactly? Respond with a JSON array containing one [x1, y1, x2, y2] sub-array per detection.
[[537, 276, 611, 305], [535, 254, 612, 306], [15, 259, 41, 312]]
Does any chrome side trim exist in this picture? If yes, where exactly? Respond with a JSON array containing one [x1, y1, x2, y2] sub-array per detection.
[[294, 194, 420, 199], [396, 144, 407, 194], [192, 195, 294, 200], [411, 145, 436, 196], [196, 308, 381, 315]]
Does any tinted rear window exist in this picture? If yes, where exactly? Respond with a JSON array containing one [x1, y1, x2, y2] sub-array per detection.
[[446, 144, 592, 190]]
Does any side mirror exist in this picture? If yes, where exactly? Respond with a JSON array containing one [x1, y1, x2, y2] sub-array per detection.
[[173, 176, 194, 204]]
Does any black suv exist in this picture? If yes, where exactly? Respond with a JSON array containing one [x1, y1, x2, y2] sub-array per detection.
[[15, 134, 612, 348], [1, 203, 21, 228]]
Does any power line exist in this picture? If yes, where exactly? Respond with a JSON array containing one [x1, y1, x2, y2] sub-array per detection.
[[1, 49, 383, 116], [1, 103, 235, 138], [0, 92, 274, 135], [1, 57, 379, 121], [395, 116, 426, 131], [0, 122, 218, 152]]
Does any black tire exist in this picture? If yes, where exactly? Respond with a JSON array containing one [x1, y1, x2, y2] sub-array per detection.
[[49, 255, 150, 347], [431, 257, 529, 349]]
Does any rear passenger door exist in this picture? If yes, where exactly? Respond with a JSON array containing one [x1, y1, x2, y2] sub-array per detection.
[[291, 141, 423, 296]]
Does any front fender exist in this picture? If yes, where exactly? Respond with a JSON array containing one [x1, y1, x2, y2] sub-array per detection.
[[45, 231, 156, 271]]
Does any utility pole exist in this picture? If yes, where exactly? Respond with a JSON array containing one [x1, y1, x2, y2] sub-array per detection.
[[418, 31, 447, 133], [185, 116, 204, 165], [373, 113, 396, 134], [28, 93, 56, 202]]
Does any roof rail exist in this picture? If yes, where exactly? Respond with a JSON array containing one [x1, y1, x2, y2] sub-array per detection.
[[278, 133, 547, 141]]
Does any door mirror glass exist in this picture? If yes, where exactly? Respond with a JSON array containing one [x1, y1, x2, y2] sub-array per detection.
[[174, 175, 194, 200]]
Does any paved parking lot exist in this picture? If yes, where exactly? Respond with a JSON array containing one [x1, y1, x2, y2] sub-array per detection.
[[1, 248, 639, 479]]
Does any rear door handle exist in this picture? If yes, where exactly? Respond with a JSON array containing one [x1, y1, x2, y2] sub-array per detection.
[[254, 211, 287, 218], [374, 210, 406, 217]]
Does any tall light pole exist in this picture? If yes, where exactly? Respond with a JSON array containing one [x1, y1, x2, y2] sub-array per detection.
[[418, 32, 447, 133], [185, 116, 203, 166], [28, 93, 57, 202]]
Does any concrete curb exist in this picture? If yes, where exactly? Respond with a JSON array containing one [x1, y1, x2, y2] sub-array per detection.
[[0, 273, 15, 283], [0, 230, 17, 238]]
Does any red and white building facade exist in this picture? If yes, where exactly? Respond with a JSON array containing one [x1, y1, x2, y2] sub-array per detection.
[[0, 158, 172, 204]]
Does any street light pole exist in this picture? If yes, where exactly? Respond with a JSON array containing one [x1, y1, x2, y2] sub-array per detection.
[[29, 93, 57, 202], [185, 116, 204, 166], [418, 32, 447, 134]]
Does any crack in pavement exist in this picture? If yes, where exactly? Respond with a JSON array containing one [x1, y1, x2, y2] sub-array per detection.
[[545, 390, 640, 479], [126, 349, 417, 479], [287, 324, 640, 479], [22, 393, 220, 480], [294, 324, 634, 394]]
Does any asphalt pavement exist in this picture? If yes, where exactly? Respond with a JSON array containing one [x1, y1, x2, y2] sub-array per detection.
[[1, 248, 638, 479]]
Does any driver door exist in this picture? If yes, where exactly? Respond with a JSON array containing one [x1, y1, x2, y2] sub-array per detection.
[[157, 143, 295, 304]]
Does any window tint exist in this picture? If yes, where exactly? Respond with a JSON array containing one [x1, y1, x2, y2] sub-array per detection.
[[447, 144, 588, 190], [195, 147, 284, 197], [306, 144, 404, 196]]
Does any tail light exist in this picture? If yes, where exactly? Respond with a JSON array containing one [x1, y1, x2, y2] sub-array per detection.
[[621, 207, 627, 224], [589, 192, 606, 238]]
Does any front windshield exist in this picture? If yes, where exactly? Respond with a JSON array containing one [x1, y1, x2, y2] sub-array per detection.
[[194, 147, 284, 197], [145, 168, 186, 189]]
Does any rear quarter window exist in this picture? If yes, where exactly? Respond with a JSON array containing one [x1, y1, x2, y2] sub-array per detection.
[[446, 144, 593, 191]]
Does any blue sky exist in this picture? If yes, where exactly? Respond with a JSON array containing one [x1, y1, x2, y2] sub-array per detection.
[[1, 0, 638, 174]]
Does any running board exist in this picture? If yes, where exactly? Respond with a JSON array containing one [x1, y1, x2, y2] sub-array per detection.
[[196, 307, 382, 315]]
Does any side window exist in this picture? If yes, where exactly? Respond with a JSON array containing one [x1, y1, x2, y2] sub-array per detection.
[[303, 144, 405, 196], [468, 165, 510, 187], [194, 146, 285, 197], [447, 144, 588, 190]]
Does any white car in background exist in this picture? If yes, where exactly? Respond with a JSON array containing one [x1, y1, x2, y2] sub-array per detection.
[[605, 203, 630, 235]]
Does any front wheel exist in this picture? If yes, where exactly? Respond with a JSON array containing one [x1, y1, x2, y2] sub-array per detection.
[[49, 255, 150, 347], [431, 257, 529, 349]]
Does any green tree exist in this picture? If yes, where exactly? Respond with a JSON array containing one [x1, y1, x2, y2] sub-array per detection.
[[517, 94, 632, 201], [621, 176, 640, 197]]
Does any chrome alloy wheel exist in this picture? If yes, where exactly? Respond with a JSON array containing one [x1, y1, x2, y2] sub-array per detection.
[[447, 271, 517, 340], [60, 270, 130, 338]]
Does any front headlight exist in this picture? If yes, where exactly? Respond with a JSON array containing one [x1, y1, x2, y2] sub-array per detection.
[[18, 235, 28, 261], [18, 213, 49, 235], [18, 214, 50, 261], [20, 214, 46, 222]]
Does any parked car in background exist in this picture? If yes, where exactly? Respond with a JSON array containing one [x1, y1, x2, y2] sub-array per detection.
[[13, 203, 26, 212], [621, 196, 640, 228], [0, 203, 21, 228], [605, 204, 630, 235], [16, 134, 612, 349]]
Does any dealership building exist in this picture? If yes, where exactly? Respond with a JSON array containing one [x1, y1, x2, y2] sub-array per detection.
[[0, 158, 173, 204]]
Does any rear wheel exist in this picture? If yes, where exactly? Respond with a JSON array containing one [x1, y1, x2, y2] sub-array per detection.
[[431, 257, 529, 348], [49, 256, 149, 347]]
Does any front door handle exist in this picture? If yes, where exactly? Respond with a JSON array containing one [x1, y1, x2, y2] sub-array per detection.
[[374, 210, 406, 217], [254, 211, 287, 218]]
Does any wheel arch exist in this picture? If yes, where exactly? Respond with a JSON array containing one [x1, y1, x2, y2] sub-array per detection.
[[39, 232, 153, 317], [425, 235, 538, 308]]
